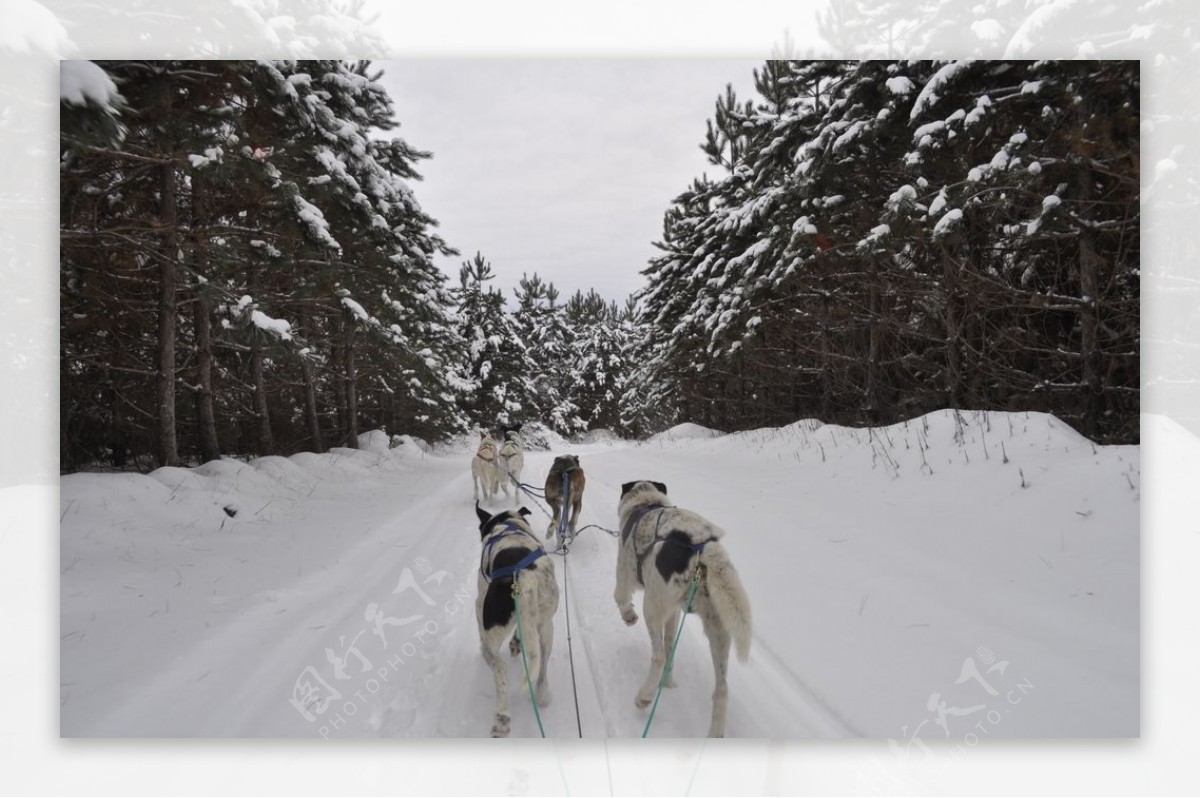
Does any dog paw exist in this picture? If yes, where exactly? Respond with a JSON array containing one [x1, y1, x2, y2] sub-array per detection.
[[491, 714, 511, 737], [509, 636, 521, 657], [634, 693, 653, 709], [620, 607, 638, 626], [536, 688, 552, 708]]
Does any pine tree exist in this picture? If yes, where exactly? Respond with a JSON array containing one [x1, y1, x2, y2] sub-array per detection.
[[566, 290, 631, 432], [454, 253, 539, 430], [634, 58, 1138, 442], [512, 273, 581, 435], [61, 60, 471, 469]]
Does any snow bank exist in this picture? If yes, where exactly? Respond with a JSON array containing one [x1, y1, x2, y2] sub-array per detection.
[[575, 428, 622, 444], [647, 422, 723, 443], [389, 433, 431, 453], [357, 429, 392, 452], [514, 421, 568, 451]]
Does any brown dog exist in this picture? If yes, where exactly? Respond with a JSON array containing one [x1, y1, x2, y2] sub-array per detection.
[[544, 454, 585, 540]]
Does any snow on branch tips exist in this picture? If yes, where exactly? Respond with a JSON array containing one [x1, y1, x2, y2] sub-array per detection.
[[341, 296, 369, 322], [222, 295, 294, 341], [910, 61, 972, 121], [932, 208, 964, 239], [61, 61, 121, 111], [292, 194, 341, 251]]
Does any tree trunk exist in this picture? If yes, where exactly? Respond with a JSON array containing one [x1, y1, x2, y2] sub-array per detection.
[[191, 172, 219, 463], [299, 352, 323, 453], [1074, 163, 1103, 438], [156, 160, 179, 467], [344, 319, 359, 448], [251, 341, 274, 455], [864, 257, 883, 422], [194, 290, 220, 462], [943, 248, 963, 409], [332, 314, 348, 441], [820, 291, 834, 421]]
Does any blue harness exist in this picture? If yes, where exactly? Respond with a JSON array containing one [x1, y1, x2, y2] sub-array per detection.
[[480, 522, 546, 583], [622, 503, 713, 584], [556, 467, 576, 540]]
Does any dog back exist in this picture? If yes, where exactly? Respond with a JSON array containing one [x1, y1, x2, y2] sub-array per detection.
[[619, 484, 724, 583], [544, 455, 583, 501], [477, 510, 550, 629]]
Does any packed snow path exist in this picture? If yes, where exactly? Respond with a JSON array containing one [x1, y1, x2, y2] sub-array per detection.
[[61, 412, 1139, 738]]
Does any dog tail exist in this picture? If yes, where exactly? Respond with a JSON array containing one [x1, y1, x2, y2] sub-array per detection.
[[700, 542, 752, 662]]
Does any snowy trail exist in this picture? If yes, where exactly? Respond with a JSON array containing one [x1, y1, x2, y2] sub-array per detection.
[[61, 413, 1139, 739]]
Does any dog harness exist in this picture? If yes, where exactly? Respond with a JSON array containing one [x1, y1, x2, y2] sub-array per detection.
[[555, 466, 579, 540], [498, 440, 520, 464], [622, 503, 716, 585], [480, 522, 545, 583]]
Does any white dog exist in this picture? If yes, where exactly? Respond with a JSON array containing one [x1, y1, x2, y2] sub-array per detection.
[[495, 430, 524, 497], [475, 504, 558, 737], [615, 481, 752, 738], [472, 432, 501, 502]]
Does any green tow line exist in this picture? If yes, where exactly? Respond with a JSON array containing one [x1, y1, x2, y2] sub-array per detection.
[[642, 567, 703, 738], [512, 576, 547, 738]]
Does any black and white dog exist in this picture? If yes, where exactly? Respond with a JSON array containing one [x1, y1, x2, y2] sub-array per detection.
[[475, 504, 558, 737], [616, 481, 752, 737]]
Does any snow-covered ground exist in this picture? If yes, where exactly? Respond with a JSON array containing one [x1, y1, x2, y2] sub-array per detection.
[[60, 410, 1138, 739]]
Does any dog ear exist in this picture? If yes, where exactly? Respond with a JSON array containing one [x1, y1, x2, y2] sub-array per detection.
[[620, 481, 637, 497], [652, 481, 668, 495], [518, 506, 531, 517], [479, 430, 485, 439], [475, 503, 491, 525]]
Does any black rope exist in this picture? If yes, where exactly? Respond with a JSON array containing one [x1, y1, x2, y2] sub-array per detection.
[[562, 550, 584, 738], [553, 471, 584, 738], [497, 465, 555, 520], [573, 522, 620, 537], [495, 459, 612, 738]]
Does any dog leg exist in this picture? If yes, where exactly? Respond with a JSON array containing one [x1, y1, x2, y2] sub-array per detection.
[[635, 601, 669, 708], [703, 616, 732, 738], [545, 499, 560, 539], [614, 561, 638, 626], [480, 634, 511, 737], [568, 497, 582, 534], [661, 609, 681, 688], [516, 611, 542, 705], [535, 615, 554, 707]]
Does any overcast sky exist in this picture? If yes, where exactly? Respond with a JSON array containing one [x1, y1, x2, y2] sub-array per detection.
[[374, 60, 763, 305]]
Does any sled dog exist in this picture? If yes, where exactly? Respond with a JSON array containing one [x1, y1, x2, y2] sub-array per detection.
[[472, 432, 501, 502], [544, 454, 585, 540], [615, 481, 752, 737], [475, 504, 559, 737], [496, 429, 524, 497]]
